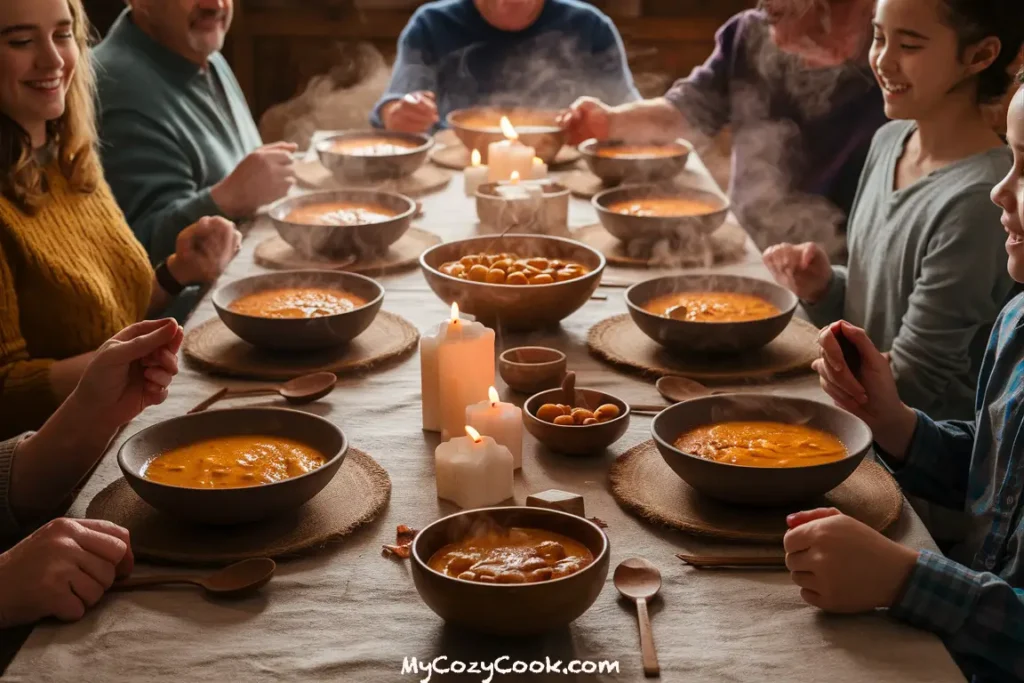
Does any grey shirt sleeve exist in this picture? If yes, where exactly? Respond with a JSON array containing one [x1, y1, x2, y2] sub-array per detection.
[[802, 266, 848, 327], [889, 188, 1012, 412], [0, 434, 28, 541]]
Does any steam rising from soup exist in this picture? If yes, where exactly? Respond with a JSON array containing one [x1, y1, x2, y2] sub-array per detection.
[[330, 137, 419, 156], [285, 201, 398, 226]]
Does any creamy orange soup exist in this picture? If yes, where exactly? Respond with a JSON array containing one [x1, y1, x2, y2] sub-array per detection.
[[644, 292, 780, 323], [143, 435, 328, 488], [596, 145, 682, 159], [230, 287, 367, 318], [285, 201, 397, 226], [674, 422, 847, 468], [609, 197, 719, 217], [330, 138, 418, 156], [428, 527, 593, 584]]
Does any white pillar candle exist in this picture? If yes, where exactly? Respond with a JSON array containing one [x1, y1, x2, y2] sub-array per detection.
[[487, 117, 536, 182], [435, 426, 514, 509], [530, 156, 548, 180], [466, 387, 523, 470], [464, 149, 489, 197]]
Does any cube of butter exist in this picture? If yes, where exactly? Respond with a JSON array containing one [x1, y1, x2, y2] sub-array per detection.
[[526, 489, 585, 517]]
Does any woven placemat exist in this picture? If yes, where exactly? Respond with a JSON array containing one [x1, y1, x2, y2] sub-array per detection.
[[588, 314, 818, 383], [183, 311, 419, 381], [254, 227, 442, 274], [609, 441, 902, 543], [574, 222, 748, 269], [431, 143, 581, 170], [294, 159, 453, 197], [86, 449, 391, 565]]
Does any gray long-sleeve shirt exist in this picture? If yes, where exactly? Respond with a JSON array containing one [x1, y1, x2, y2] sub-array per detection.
[[806, 120, 1013, 420]]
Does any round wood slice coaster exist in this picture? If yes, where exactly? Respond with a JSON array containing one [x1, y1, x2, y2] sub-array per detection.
[[254, 228, 442, 275], [293, 159, 453, 197], [573, 223, 748, 269], [430, 143, 581, 170], [183, 311, 419, 381], [588, 314, 818, 383], [609, 440, 902, 543], [86, 449, 390, 565]]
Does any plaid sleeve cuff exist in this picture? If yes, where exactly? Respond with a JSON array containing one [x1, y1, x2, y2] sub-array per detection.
[[890, 549, 981, 636]]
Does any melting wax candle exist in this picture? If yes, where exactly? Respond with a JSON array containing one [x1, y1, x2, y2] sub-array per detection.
[[435, 426, 514, 509], [466, 387, 523, 470], [487, 117, 535, 182], [464, 149, 489, 197]]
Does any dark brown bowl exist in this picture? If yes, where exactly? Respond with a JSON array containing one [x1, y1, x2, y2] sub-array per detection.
[[118, 408, 348, 525], [419, 234, 606, 331], [651, 394, 872, 506], [498, 347, 567, 394], [315, 129, 432, 181], [212, 270, 384, 351], [578, 139, 692, 185], [446, 107, 566, 164], [523, 388, 630, 456], [593, 184, 730, 242], [268, 189, 416, 259], [626, 275, 798, 354], [411, 506, 609, 635]]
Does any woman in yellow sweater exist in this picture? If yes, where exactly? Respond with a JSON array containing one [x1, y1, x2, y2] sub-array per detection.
[[0, 0, 241, 439]]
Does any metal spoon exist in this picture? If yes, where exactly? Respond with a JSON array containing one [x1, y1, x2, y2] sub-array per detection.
[[112, 558, 276, 598], [655, 375, 718, 404], [614, 557, 662, 678], [188, 372, 338, 414]]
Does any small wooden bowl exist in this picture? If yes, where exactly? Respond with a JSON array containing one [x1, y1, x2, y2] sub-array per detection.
[[315, 130, 433, 181], [498, 347, 567, 394], [578, 138, 692, 185], [475, 181, 570, 235], [411, 506, 610, 635], [523, 388, 630, 456], [118, 408, 348, 525], [446, 106, 566, 164], [593, 184, 730, 242], [212, 270, 384, 351]]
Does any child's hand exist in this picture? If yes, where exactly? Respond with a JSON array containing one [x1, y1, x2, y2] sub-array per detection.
[[784, 509, 919, 613]]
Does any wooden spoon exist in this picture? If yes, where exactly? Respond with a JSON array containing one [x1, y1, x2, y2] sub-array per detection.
[[112, 558, 276, 598], [188, 372, 337, 414], [614, 557, 662, 678], [655, 376, 718, 404], [561, 370, 577, 407]]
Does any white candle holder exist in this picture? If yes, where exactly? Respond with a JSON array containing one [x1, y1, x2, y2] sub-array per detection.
[[475, 181, 570, 237]]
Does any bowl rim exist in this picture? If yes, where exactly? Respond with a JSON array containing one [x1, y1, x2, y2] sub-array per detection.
[[523, 386, 631, 429], [211, 269, 385, 322], [498, 346, 567, 369], [419, 233, 607, 291], [578, 137, 694, 160], [591, 183, 731, 217], [411, 506, 610, 586], [117, 406, 349, 491], [650, 393, 872, 471], [266, 188, 418, 228], [445, 106, 564, 133], [624, 274, 799, 327], [314, 129, 434, 158]]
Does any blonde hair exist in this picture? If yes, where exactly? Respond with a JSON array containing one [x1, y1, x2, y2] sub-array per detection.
[[0, 0, 100, 214]]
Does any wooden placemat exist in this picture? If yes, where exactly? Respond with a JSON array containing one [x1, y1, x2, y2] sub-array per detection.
[[254, 227, 442, 275], [86, 449, 391, 565], [574, 222, 748, 269], [183, 311, 419, 381], [610, 441, 902, 543], [294, 159, 453, 197], [431, 143, 581, 170], [588, 314, 818, 383]]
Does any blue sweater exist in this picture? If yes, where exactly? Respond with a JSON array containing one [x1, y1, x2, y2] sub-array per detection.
[[371, 0, 640, 128]]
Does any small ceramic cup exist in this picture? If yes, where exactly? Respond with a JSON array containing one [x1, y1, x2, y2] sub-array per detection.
[[498, 347, 568, 394]]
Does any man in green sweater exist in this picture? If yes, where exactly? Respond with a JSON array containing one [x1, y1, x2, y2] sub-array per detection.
[[94, 1, 296, 266]]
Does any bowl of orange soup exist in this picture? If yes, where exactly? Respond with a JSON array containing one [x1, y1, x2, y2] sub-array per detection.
[[118, 407, 347, 524], [213, 270, 384, 350], [593, 184, 730, 242], [316, 129, 433, 181], [651, 394, 872, 505], [446, 107, 566, 164], [268, 189, 416, 258], [578, 138, 692, 185], [411, 506, 609, 635], [626, 274, 798, 354]]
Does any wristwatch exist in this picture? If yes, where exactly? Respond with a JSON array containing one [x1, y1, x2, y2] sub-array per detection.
[[155, 259, 186, 296]]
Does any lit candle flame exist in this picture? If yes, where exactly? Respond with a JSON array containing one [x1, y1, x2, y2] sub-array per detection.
[[488, 386, 500, 405], [533, 156, 543, 164], [510, 170, 521, 184], [450, 302, 459, 322], [471, 149, 481, 167], [499, 116, 519, 142], [465, 425, 482, 443]]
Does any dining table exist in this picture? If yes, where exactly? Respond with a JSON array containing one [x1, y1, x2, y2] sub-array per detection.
[[1, 150, 967, 683]]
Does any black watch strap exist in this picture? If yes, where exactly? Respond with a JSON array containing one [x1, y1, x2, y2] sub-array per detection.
[[155, 259, 185, 296]]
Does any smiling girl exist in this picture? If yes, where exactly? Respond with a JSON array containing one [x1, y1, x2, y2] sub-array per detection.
[[764, 0, 1024, 422]]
